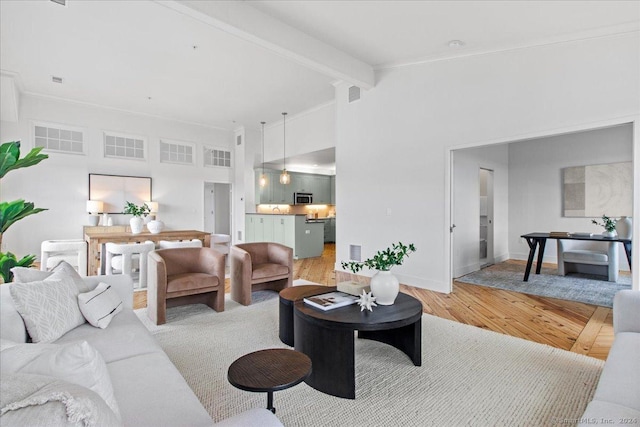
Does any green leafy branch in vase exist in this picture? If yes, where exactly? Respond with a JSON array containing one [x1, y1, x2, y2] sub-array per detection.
[[591, 215, 616, 232], [341, 242, 416, 273], [123, 201, 150, 217]]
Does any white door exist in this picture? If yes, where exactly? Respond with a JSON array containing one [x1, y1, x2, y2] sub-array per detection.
[[203, 182, 232, 235], [479, 168, 494, 267]]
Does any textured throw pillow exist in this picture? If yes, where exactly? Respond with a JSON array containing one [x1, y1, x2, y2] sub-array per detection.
[[0, 340, 121, 420], [12, 261, 90, 293], [77, 283, 123, 329], [0, 372, 122, 427], [9, 269, 86, 343]]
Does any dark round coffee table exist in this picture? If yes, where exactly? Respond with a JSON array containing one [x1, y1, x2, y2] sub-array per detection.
[[294, 292, 422, 399], [227, 348, 311, 413], [279, 285, 333, 346]]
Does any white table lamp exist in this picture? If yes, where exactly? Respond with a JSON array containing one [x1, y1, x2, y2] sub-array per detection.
[[144, 201, 159, 221], [86, 200, 104, 226]]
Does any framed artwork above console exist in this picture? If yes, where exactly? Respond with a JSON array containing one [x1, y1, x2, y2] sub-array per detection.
[[88, 173, 152, 214]]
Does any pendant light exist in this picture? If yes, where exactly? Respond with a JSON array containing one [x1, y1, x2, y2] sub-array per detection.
[[259, 121, 267, 187], [279, 112, 290, 185]]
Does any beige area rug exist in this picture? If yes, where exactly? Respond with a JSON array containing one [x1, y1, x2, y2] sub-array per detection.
[[135, 292, 603, 426]]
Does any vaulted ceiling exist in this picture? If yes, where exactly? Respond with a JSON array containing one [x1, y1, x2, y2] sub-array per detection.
[[1, 1, 638, 129]]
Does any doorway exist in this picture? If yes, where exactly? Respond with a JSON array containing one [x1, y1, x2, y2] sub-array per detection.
[[479, 168, 494, 268], [204, 182, 232, 235]]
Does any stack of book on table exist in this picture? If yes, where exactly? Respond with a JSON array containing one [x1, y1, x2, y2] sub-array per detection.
[[549, 231, 571, 237], [303, 292, 358, 311]]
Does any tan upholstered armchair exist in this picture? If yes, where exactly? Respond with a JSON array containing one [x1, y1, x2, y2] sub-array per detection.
[[231, 243, 293, 306], [147, 247, 225, 325]]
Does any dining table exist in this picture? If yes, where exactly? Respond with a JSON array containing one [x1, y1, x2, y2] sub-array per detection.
[[84, 227, 211, 276]]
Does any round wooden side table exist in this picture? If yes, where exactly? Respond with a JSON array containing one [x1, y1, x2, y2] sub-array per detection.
[[227, 348, 311, 413], [278, 285, 333, 346]]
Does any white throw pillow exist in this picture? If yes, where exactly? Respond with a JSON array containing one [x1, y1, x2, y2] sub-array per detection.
[[0, 340, 121, 420], [0, 372, 122, 427], [12, 260, 90, 293], [9, 269, 86, 343], [78, 282, 123, 329]]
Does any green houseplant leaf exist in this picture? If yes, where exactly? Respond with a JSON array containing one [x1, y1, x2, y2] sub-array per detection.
[[0, 141, 49, 272], [0, 200, 48, 233], [0, 251, 36, 283], [0, 141, 48, 179]]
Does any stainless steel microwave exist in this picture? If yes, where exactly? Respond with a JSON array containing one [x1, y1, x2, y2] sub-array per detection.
[[294, 192, 313, 205]]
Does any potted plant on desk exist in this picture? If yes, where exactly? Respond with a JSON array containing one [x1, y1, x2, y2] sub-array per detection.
[[592, 215, 617, 238], [341, 242, 416, 305], [123, 201, 150, 235]]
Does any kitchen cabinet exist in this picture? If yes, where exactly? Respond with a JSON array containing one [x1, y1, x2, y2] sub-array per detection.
[[255, 170, 333, 205], [312, 175, 331, 204], [255, 171, 291, 205], [245, 214, 323, 259], [323, 218, 336, 243]]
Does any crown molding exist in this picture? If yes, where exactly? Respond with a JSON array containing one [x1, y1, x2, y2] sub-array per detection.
[[20, 91, 232, 132], [375, 22, 640, 71]]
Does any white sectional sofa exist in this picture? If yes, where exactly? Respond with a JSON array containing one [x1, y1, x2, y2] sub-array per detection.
[[579, 290, 640, 425], [0, 274, 282, 427]]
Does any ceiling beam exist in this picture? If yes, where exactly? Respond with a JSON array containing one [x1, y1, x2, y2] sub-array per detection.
[[156, 0, 375, 90]]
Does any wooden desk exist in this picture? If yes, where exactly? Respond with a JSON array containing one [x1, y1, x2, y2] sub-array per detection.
[[520, 232, 632, 282], [84, 229, 211, 276]]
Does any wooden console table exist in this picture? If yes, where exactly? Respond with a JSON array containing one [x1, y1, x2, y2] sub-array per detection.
[[84, 228, 211, 276], [520, 232, 632, 282]]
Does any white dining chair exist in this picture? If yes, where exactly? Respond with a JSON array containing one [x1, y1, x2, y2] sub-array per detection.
[[157, 239, 203, 249], [40, 240, 88, 276], [105, 241, 156, 289], [211, 234, 231, 256]]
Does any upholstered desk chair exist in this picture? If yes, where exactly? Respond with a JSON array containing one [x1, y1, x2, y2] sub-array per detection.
[[557, 240, 619, 282], [40, 240, 88, 276], [230, 242, 293, 306], [147, 247, 225, 325]]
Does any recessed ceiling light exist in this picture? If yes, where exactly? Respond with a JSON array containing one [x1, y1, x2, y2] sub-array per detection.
[[51, 76, 63, 84], [313, 164, 318, 167], [448, 40, 465, 48]]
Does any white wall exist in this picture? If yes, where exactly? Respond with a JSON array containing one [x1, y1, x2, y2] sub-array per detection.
[[453, 144, 509, 277], [336, 33, 640, 292], [263, 102, 335, 164], [0, 95, 233, 258], [508, 124, 633, 269]]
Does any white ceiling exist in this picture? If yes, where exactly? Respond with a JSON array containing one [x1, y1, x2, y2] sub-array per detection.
[[250, 1, 640, 68], [1, 0, 638, 138]]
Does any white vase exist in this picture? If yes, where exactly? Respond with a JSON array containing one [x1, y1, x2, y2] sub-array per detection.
[[602, 230, 617, 238], [147, 220, 164, 234], [370, 270, 399, 305], [130, 217, 144, 234], [615, 216, 632, 240]]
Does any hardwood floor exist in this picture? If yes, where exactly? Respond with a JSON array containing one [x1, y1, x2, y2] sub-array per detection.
[[134, 244, 613, 361]]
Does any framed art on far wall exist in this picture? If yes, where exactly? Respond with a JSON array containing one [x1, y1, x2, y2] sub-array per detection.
[[88, 174, 152, 214], [562, 161, 632, 217]]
